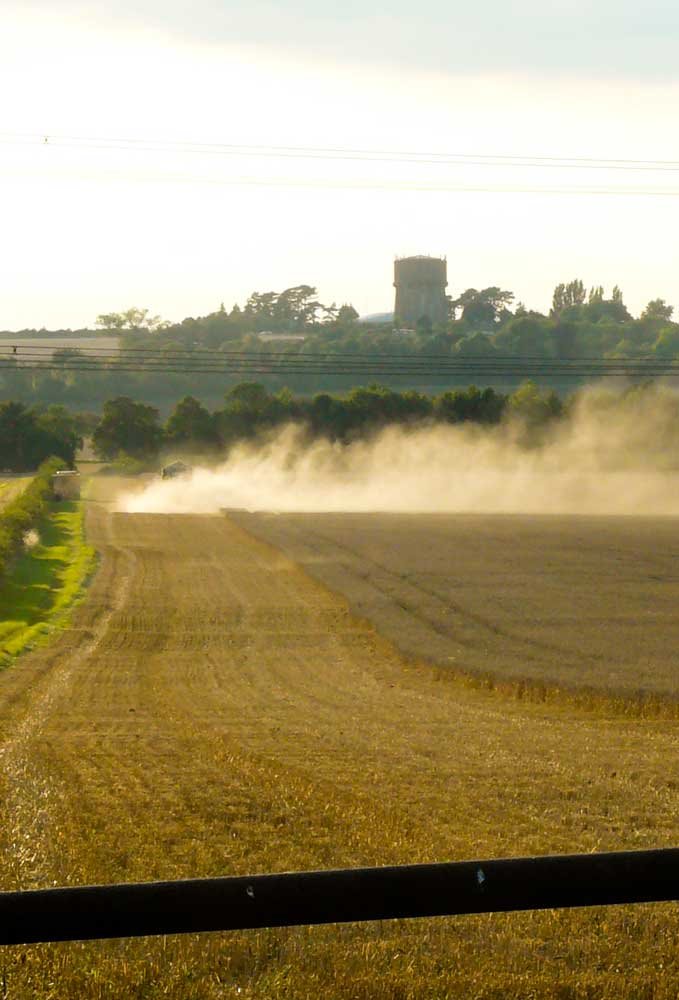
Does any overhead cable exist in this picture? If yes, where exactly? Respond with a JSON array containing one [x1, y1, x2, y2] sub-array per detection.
[[3, 133, 679, 173]]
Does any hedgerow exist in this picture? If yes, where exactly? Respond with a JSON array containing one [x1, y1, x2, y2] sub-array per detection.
[[0, 457, 65, 581]]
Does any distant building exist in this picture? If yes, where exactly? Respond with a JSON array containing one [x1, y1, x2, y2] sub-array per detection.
[[357, 312, 394, 325], [257, 332, 307, 343], [393, 256, 448, 327]]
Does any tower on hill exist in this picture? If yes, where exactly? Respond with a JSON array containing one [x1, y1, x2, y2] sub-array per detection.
[[393, 255, 448, 327]]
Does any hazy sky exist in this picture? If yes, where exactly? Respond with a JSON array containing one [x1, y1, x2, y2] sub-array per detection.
[[1, 1, 678, 329]]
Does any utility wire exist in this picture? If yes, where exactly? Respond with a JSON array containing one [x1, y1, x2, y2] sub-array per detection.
[[5, 133, 679, 195], [2, 345, 675, 378], [1, 361, 677, 378], [0, 365, 674, 376], [0, 345, 673, 364], [2, 357, 674, 372], [3, 133, 679, 173], [2, 163, 678, 196]]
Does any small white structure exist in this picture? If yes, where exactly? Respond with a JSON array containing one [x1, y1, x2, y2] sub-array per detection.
[[257, 332, 307, 343], [52, 470, 81, 500]]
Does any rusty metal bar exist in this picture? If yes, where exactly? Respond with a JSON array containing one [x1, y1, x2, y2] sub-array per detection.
[[2, 847, 679, 946]]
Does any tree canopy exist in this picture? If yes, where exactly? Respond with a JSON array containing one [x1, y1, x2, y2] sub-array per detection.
[[92, 397, 163, 460], [2, 278, 679, 409], [0, 402, 81, 471]]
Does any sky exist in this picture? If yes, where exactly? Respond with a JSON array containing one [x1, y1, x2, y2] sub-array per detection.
[[1, 1, 679, 329]]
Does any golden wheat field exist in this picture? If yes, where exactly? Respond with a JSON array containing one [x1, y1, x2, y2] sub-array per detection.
[[2, 479, 679, 999]]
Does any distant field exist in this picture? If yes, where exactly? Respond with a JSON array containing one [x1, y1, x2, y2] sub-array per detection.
[[0, 336, 118, 355], [0, 476, 32, 509], [235, 512, 679, 700]]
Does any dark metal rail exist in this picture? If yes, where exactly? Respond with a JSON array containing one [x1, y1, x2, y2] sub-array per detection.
[[2, 847, 678, 946]]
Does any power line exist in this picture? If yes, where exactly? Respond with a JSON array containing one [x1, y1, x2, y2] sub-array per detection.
[[4, 133, 679, 173], [0, 345, 673, 363], [5, 133, 679, 196], [2, 344, 676, 380], [0, 364, 674, 377], [2, 358, 678, 379]]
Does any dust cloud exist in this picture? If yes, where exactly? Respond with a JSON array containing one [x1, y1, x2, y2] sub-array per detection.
[[121, 388, 679, 516]]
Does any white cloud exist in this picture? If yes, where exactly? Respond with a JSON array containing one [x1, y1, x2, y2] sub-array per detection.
[[14, 0, 679, 78]]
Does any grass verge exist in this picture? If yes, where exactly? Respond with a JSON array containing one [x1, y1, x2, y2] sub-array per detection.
[[0, 499, 96, 667]]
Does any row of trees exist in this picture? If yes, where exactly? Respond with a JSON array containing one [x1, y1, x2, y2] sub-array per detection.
[[0, 403, 86, 471], [1, 280, 677, 410], [0, 380, 567, 470], [95, 286, 357, 347], [91, 281, 674, 342], [91, 382, 561, 461]]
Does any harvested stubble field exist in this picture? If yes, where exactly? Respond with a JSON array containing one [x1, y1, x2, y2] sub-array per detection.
[[1, 481, 679, 998], [236, 511, 679, 702]]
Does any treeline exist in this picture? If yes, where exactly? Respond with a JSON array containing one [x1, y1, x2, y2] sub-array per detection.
[[1, 279, 678, 408], [0, 403, 89, 472], [0, 457, 65, 581], [105, 281, 678, 364], [89, 382, 559, 463]]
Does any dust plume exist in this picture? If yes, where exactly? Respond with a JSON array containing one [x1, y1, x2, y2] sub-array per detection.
[[121, 387, 679, 516]]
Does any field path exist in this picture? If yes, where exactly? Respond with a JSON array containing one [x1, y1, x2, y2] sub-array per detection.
[[1, 481, 679, 997]]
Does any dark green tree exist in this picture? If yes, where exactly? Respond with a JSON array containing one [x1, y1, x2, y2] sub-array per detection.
[[336, 304, 359, 327], [92, 397, 163, 459], [0, 401, 38, 470], [434, 386, 505, 424], [551, 280, 586, 317], [96, 308, 168, 333], [452, 288, 515, 328], [642, 299, 674, 323], [214, 383, 272, 445], [0, 402, 79, 470], [456, 331, 498, 356], [165, 396, 217, 448], [507, 381, 562, 428], [652, 327, 679, 357], [494, 316, 554, 357], [35, 405, 82, 464]]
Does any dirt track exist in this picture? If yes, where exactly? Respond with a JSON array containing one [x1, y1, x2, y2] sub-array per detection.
[[2, 482, 679, 997]]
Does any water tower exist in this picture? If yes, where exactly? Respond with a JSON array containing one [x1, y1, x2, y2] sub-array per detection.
[[393, 256, 448, 327]]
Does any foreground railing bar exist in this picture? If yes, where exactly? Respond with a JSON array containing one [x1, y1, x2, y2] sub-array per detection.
[[2, 847, 679, 946]]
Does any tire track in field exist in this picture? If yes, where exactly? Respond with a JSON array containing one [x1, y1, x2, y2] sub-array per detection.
[[232, 511, 679, 695], [29, 507, 445, 885], [230, 513, 595, 677]]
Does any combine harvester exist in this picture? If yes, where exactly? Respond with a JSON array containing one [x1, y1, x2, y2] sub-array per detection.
[[161, 461, 192, 480]]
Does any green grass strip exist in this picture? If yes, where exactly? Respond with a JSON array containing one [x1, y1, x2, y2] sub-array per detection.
[[0, 498, 96, 667]]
